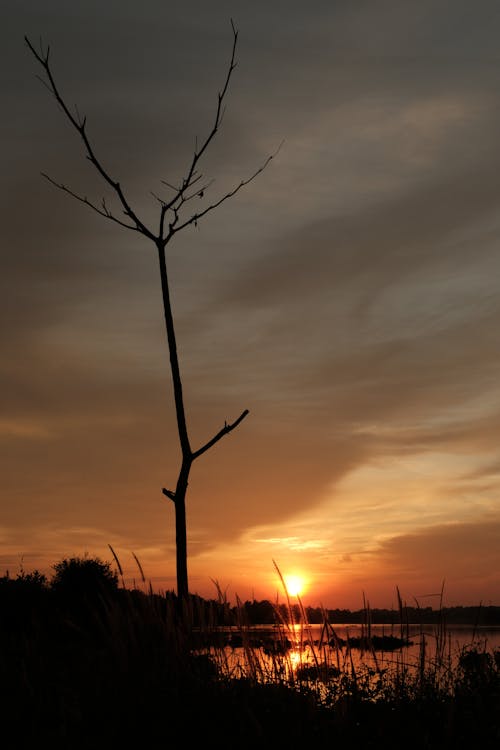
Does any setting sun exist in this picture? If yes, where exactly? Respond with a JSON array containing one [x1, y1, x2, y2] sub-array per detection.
[[283, 574, 306, 597]]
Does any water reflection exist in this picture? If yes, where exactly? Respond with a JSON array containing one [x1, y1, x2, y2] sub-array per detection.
[[202, 622, 500, 687]]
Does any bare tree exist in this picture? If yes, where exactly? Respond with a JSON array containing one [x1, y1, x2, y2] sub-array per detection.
[[25, 22, 277, 603]]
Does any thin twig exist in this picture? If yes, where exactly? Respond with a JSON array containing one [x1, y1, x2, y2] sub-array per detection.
[[41, 173, 140, 232], [168, 143, 283, 239]]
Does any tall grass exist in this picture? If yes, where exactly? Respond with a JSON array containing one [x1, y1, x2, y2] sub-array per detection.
[[1, 557, 499, 747]]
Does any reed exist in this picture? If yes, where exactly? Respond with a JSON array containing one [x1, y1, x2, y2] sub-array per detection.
[[1, 556, 499, 747]]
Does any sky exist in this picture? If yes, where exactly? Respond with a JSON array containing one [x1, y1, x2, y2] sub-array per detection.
[[2, 0, 500, 610]]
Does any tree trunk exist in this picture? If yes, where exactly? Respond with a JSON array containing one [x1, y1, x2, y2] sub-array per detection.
[[174, 461, 191, 602], [157, 243, 191, 601]]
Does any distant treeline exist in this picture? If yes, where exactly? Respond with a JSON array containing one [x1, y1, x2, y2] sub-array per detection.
[[313, 605, 500, 626], [2, 557, 499, 627], [232, 600, 500, 626]]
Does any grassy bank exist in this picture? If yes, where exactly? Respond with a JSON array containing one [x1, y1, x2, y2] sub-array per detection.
[[1, 559, 499, 748]]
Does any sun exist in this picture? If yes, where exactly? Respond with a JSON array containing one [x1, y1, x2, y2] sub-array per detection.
[[283, 574, 306, 597]]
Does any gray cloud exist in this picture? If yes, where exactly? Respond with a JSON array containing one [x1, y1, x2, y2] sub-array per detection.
[[373, 518, 500, 604]]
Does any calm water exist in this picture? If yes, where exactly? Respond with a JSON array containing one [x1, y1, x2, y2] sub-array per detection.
[[211, 622, 500, 680], [314, 622, 500, 668], [317, 621, 500, 650], [233, 621, 500, 648]]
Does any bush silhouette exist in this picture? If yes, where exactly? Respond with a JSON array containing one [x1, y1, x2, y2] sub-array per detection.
[[51, 555, 119, 600], [0, 569, 49, 632]]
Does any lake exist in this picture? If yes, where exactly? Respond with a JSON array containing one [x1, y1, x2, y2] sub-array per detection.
[[205, 622, 500, 682]]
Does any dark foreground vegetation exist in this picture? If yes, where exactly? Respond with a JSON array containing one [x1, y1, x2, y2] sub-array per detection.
[[1, 557, 499, 748]]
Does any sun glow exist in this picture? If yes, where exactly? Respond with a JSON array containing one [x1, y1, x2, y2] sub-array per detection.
[[283, 574, 306, 597]]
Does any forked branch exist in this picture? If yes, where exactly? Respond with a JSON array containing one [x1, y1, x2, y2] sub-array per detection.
[[167, 146, 282, 238], [26, 26, 279, 250]]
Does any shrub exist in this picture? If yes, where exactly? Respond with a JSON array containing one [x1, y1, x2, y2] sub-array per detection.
[[51, 555, 119, 598]]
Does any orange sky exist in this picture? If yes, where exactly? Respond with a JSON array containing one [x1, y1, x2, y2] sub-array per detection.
[[2, 1, 500, 609]]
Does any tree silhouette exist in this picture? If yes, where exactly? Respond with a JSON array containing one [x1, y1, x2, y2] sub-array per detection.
[[26, 23, 277, 603]]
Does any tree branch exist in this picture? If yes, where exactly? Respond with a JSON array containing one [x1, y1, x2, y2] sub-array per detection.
[[25, 35, 156, 241], [181, 20, 238, 195], [41, 173, 140, 232], [155, 20, 239, 241], [157, 176, 214, 237], [169, 143, 283, 237], [192, 409, 249, 460]]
